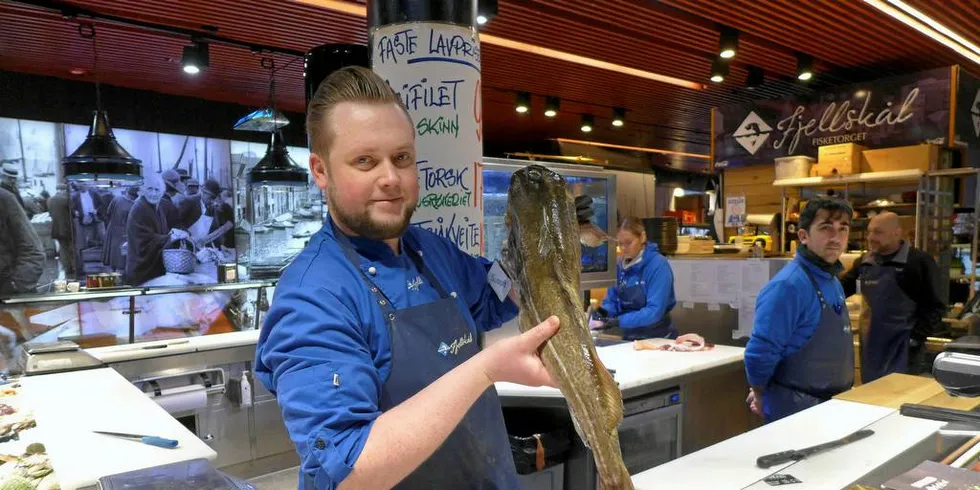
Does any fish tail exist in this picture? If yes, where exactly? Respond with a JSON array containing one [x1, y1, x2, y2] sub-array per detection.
[[597, 433, 634, 490], [597, 465, 634, 490]]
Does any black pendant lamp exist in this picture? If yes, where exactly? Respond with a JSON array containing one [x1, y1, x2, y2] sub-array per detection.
[[63, 110, 142, 183], [63, 23, 142, 184], [247, 131, 308, 187]]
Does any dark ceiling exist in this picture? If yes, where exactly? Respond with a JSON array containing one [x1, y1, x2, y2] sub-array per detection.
[[1, 0, 978, 173]]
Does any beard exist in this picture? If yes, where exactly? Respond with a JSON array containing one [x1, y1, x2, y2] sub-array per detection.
[[327, 179, 416, 241]]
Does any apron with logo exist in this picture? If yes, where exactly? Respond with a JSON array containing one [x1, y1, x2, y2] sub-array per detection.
[[318, 224, 518, 489], [764, 266, 854, 423], [859, 251, 917, 383]]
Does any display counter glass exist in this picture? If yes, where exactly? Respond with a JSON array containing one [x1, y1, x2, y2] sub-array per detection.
[[0, 280, 274, 374], [481, 158, 617, 290]]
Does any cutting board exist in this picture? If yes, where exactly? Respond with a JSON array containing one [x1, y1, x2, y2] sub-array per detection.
[[834, 373, 980, 411]]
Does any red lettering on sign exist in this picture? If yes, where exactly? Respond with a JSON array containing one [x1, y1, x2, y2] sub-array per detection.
[[474, 79, 483, 142]]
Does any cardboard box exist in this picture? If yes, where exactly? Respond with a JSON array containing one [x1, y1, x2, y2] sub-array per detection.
[[812, 143, 866, 176], [861, 144, 939, 173], [775, 155, 814, 180]]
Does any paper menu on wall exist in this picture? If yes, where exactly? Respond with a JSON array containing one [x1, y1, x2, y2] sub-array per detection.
[[735, 294, 758, 340], [689, 262, 715, 302], [669, 259, 763, 304], [714, 261, 740, 303], [741, 259, 770, 298], [670, 260, 693, 302]]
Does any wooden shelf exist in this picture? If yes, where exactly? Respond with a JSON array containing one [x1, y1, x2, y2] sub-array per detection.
[[855, 203, 916, 210], [773, 169, 925, 188]]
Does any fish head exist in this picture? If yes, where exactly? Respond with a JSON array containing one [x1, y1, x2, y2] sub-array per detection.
[[505, 165, 582, 320], [506, 165, 578, 259]]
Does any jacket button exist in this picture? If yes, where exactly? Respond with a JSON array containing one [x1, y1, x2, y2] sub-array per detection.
[[368, 267, 377, 275], [450, 291, 457, 298], [314, 438, 326, 450]]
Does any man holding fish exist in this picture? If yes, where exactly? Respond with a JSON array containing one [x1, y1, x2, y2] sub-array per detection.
[[744, 197, 855, 423], [254, 66, 624, 489]]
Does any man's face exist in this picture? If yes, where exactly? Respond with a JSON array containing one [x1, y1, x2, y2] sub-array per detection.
[[867, 217, 902, 255], [310, 102, 417, 241], [202, 190, 216, 206], [141, 176, 164, 206], [799, 209, 850, 264]]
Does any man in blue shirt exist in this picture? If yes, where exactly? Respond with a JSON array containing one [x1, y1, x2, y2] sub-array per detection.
[[744, 197, 855, 423], [255, 66, 565, 489]]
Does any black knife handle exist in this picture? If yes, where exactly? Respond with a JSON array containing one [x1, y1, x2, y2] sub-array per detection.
[[757, 450, 802, 468]]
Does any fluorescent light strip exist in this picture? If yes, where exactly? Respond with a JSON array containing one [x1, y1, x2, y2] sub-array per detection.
[[864, 0, 980, 66], [292, 0, 705, 90], [555, 138, 710, 160], [886, 0, 980, 57]]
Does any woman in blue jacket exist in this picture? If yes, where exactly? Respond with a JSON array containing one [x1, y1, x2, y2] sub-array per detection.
[[594, 216, 677, 340]]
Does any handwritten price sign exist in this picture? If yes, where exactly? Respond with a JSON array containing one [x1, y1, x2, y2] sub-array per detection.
[[372, 23, 483, 255]]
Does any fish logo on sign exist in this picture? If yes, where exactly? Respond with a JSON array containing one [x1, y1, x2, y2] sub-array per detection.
[[972, 89, 980, 138], [407, 276, 423, 292], [734, 111, 773, 155]]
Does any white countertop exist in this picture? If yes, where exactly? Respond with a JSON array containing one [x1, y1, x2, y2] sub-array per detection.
[[495, 341, 744, 398], [88, 330, 260, 364], [632, 399, 943, 490], [742, 410, 945, 490], [22, 367, 217, 489]]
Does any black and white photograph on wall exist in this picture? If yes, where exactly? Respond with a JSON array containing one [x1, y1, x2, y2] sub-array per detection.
[[230, 140, 322, 275], [63, 123, 237, 288], [0, 118, 62, 296]]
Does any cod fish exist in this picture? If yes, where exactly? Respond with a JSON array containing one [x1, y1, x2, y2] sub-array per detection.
[[503, 165, 633, 490]]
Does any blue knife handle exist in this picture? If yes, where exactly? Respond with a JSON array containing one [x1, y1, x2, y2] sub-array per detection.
[[140, 436, 179, 448]]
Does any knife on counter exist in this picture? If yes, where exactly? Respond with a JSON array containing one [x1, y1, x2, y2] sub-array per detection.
[[94, 431, 179, 449], [756, 429, 874, 468]]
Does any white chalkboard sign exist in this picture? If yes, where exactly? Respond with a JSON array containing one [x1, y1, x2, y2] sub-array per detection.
[[372, 23, 484, 256]]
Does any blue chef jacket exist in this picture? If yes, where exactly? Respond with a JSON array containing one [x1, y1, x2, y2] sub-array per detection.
[[254, 219, 519, 488], [601, 242, 676, 330], [744, 253, 849, 389]]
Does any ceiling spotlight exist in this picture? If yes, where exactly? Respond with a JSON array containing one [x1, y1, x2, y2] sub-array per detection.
[[719, 26, 739, 59], [515, 92, 530, 114], [746, 66, 764, 89], [544, 96, 560, 117], [581, 114, 594, 133], [612, 107, 626, 127], [477, 0, 498, 26], [710, 57, 729, 83], [796, 53, 814, 81], [181, 41, 210, 75]]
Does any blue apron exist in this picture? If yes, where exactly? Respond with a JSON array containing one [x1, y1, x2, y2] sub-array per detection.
[[612, 271, 676, 340], [858, 247, 917, 383], [764, 266, 854, 423], [310, 225, 518, 489]]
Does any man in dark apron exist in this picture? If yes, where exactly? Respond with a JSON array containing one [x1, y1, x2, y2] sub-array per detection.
[[255, 67, 568, 489], [840, 212, 945, 382], [745, 198, 855, 423]]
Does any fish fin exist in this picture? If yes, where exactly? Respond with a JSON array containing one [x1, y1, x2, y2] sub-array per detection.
[[593, 351, 624, 431], [570, 411, 590, 450]]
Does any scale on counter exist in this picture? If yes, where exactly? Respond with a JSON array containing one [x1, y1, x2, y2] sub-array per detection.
[[20, 340, 104, 376]]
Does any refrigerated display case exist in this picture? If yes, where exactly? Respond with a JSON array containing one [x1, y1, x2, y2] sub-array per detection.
[[481, 158, 617, 291]]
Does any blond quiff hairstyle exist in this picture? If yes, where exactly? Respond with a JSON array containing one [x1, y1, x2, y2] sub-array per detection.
[[305, 66, 413, 157]]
